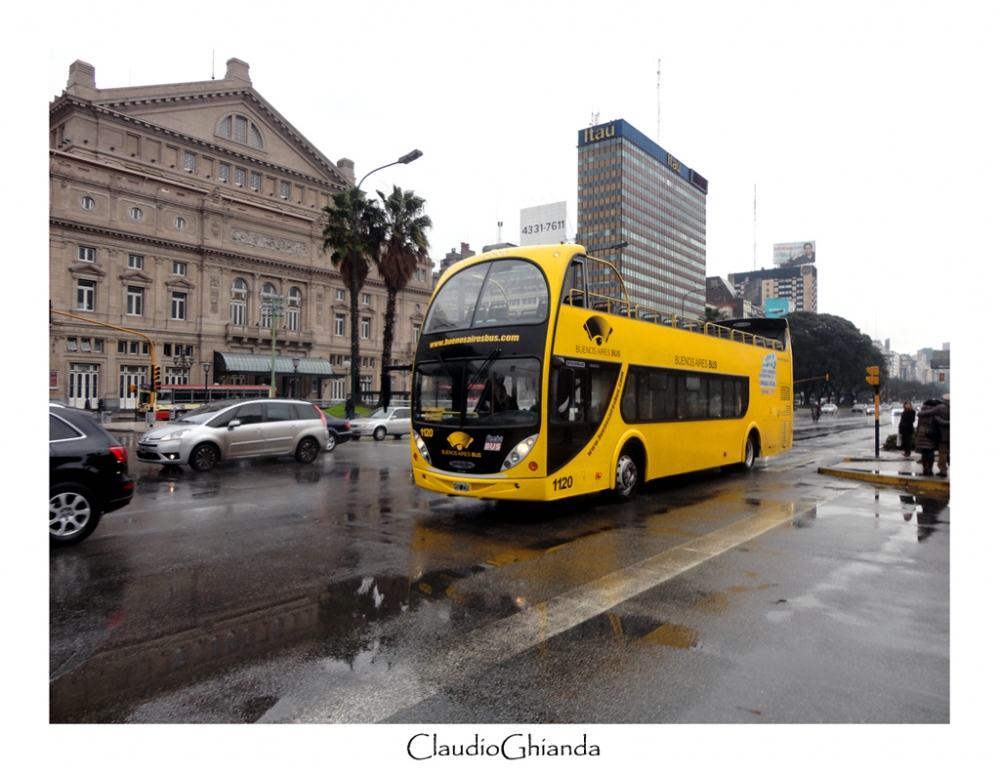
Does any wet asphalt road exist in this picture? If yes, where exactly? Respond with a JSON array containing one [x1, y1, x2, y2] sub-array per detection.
[[49, 413, 948, 727]]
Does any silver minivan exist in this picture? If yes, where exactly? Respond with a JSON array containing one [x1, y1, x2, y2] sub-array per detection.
[[137, 398, 328, 471]]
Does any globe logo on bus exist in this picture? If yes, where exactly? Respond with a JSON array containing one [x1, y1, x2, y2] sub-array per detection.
[[583, 316, 614, 346], [447, 431, 475, 451]]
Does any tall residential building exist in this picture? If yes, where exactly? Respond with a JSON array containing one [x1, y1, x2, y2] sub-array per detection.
[[576, 119, 708, 317], [49, 58, 433, 410], [728, 264, 819, 314]]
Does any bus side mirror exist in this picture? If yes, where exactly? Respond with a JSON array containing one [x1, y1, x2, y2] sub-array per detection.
[[556, 368, 575, 414]]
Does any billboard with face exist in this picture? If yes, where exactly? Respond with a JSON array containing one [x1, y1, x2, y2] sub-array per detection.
[[773, 241, 816, 267]]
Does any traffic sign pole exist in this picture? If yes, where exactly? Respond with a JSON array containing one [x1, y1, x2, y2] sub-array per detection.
[[866, 367, 880, 457]]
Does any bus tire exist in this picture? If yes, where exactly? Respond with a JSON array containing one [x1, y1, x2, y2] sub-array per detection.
[[190, 443, 220, 472], [612, 448, 640, 502], [739, 434, 758, 472]]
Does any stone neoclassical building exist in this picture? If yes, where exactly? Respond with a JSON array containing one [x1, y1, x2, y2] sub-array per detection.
[[49, 58, 433, 411]]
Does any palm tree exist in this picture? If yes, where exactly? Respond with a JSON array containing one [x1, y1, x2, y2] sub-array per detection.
[[376, 185, 432, 408], [322, 188, 386, 403]]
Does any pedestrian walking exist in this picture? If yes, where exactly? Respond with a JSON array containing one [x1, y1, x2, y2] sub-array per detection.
[[919, 394, 950, 477], [913, 398, 942, 476], [345, 394, 355, 420], [898, 400, 916, 457]]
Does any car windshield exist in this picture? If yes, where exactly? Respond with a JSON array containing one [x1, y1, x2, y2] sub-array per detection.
[[366, 409, 389, 419], [174, 399, 244, 423]]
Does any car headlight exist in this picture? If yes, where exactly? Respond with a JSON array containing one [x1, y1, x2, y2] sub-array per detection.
[[159, 428, 192, 441], [502, 434, 538, 470], [412, 430, 432, 463]]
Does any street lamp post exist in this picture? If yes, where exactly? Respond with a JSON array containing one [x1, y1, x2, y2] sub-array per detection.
[[173, 351, 193, 383], [350, 149, 423, 407], [291, 356, 300, 398], [202, 361, 211, 387], [680, 287, 701, 321]]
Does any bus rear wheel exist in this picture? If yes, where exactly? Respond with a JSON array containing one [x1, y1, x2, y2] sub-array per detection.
[[612, 450, 639, 502]]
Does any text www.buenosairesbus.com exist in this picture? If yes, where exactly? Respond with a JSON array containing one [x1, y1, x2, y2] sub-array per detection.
[[430, 334, 520, 348]]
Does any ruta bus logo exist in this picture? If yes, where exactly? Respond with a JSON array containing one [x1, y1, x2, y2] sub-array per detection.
[[447, 431, 475, 450], [583, 316, 613, 346]]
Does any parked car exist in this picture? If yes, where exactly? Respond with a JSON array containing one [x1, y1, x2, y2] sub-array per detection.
[[136, 398, 328, 471], [326, 416, 353, 451], [350, 406, 412, 441], [851, 403, 867, 414], [820, 403, 838, 414], [50, 403, 134, 546]]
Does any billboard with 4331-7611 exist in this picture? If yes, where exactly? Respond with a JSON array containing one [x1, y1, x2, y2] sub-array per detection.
[[520, 202, 567, 246], [774, 240, 816, 267]]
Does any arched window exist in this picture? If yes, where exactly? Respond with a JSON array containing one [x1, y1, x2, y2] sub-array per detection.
[[260, 283, 278, 329], [230, 278, 248, 326], [217, 113, 264, 150], [286, 287, 302, 331]]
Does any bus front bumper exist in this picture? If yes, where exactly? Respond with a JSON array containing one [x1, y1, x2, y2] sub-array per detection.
[[413, 468, 555, 500]]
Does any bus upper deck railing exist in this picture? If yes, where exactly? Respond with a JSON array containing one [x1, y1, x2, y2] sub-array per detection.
[[571, 290, 785, 351]]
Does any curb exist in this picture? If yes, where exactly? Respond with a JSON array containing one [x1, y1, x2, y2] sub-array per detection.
[[817, 466, 950, 493]]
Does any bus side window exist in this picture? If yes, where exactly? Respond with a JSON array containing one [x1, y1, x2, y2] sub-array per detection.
[[561, 260, 585, 306]]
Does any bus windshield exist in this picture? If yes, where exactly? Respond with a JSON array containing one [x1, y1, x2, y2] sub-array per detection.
[[414, 356, 541, 427], [423, 259, 549, 333]]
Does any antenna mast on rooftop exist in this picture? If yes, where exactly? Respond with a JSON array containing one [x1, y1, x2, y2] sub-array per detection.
[[657, 59, 661, 144], [212, 50, 215, 80]]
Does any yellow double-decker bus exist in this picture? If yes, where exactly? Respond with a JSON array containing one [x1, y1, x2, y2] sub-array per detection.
[[410, 244, 792, 502]]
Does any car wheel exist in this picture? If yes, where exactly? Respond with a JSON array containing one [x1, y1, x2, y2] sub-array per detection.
[[373, 427, 387, 441], [50, 484, 101, 546], [296, 437, 320, 463], [190, 442, 220, 472], [326, 432, 337, 452], [612, 448, 639, 502]]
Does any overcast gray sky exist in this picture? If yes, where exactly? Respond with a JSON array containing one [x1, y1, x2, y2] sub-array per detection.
[[39, 2, 993, 356]]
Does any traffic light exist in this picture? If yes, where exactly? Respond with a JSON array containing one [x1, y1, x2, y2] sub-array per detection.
[[865, 366, 879, 386], [152, 365, 162, 389]]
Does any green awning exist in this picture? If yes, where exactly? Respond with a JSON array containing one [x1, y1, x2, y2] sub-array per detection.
[[215, 352, 335, 377]]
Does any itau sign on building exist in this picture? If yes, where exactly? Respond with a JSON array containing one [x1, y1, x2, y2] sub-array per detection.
[[520, 202, 567, 246]]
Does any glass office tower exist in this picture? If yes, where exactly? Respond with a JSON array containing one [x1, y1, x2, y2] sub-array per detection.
[[577, 119, 708, 317]]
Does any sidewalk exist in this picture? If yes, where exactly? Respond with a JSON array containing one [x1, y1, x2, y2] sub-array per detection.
[[818, 452, 950, 493]]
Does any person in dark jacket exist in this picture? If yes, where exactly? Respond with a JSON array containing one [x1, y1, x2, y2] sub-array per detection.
[[898, 401, 916, 457], [914, 398, 942, 476], [919, 395, 950, 477]]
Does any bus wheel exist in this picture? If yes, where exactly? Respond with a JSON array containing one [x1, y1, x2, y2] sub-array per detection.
[[613, 450, 639, 502], [740, 435, 757, 472]]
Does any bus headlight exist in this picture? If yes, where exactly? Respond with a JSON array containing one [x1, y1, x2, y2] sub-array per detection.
[[502, 434, 538, 470], [412, 430, 432, 464]]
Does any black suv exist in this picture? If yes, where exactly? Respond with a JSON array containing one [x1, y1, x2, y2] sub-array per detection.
[[50, 404, 134, 546]]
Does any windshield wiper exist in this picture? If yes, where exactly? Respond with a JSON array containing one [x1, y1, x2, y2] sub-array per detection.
[[466, 348, 501, 396]]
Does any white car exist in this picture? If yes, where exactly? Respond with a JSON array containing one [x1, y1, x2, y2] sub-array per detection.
[[820, 403, 838, 414], [350, 406, 412, 441]]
